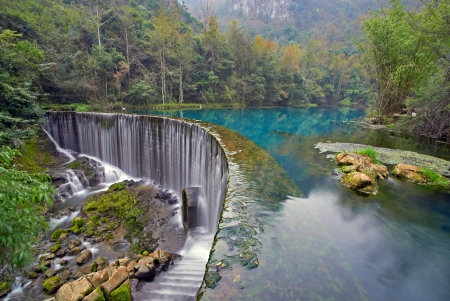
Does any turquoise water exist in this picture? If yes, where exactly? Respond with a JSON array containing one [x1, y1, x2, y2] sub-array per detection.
[[133, 107, 450, 301]]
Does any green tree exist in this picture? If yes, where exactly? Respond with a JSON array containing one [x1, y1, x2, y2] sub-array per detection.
[[361, 0, 437, 116]]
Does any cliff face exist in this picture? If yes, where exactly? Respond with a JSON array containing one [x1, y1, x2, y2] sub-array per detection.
[[230, 0, 292, 19]]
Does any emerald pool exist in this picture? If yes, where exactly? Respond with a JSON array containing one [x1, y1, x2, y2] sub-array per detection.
[[132, 107, 450, 301]]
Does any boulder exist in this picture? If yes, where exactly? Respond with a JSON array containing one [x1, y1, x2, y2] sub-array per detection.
[[341, 172, 376, 195], [336, 153, 372, 166], [56, 278, 94, 301], [43, 276, 63, 294], [99, 266, 128, 299], [82, 287, 105, 301], [149, 250, 177, 274], [91, 269, 110, 288], [392, 163, 427, 184], [133, 256, 155, 281], [77, 250, 93, 265]]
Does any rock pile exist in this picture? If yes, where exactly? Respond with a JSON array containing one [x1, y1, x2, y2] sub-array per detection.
[[335, 152, 388, 194]]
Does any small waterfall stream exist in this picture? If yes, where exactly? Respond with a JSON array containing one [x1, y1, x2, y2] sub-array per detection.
[[43, 112, 228, 299]]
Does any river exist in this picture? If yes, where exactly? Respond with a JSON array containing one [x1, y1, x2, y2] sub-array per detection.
[[131, 107, 450, 301]]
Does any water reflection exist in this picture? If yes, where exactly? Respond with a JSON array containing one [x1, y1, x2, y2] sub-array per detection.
[[134, 107, 450, 301]]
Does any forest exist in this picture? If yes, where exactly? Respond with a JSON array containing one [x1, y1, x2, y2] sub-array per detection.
[[0, 0, 450, 278]]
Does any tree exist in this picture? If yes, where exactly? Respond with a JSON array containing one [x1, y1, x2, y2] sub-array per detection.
[[361, 0, 436, 116], [151, 6, 180, 103], [0, 29, 44, 119]]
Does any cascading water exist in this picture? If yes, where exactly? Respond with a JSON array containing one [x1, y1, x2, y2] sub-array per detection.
[[43, 112, 228, 300]]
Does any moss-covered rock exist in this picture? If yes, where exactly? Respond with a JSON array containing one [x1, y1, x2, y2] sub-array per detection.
[[83, 287, 105, 301], [341, 172, 376, 195], [50, 242, 61, 253], [205, 271, 221, 289], [109, 281, 131, 301], [43, 276, 63, 293], [0, 282, 11, 298], [70, 216, 86, 234], [50, 229, 68, 241]]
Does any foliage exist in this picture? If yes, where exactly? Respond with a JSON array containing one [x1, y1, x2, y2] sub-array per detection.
[[0, 146, 54, 279], [419, 167, 449, 187], [0, 0, 370, 109], [357, 148, 380, 164]]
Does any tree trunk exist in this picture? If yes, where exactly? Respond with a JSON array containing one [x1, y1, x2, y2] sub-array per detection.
[[179, 63, 183, 103]]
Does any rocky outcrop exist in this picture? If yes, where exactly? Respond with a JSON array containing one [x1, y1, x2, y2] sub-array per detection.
[[336, 153, 388, 179], [317, 142, 450, 177], [231, 0, 292, 19], [392, 163, 427, 184], [335, 152, 388, 194]]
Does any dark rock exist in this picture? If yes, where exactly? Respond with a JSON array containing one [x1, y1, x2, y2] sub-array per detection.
[[133, 256, 155, 281], [58, 259, 69, 266]]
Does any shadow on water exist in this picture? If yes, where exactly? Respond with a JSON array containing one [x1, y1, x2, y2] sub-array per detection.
[[135, 107, 450, 301]]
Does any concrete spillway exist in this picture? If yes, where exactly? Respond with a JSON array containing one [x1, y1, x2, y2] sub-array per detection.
[[44, 112, 228, 300]]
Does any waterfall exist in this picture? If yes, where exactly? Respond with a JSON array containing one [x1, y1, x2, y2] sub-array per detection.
[[43, 111, 228, 236]]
